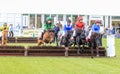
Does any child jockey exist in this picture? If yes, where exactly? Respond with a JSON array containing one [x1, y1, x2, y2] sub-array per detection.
[[62, 19, 73, 37], [39, 17, 54, 39], [71, 16, 85, 39], [87, 20, 100, 39]]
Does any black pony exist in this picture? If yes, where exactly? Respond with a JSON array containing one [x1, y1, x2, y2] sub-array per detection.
[[60, 30, 73, 56], [63, 30, 73, 47], [75, 29, 86, 54], [57, 30, 73, 47], [88, 32, 101, 58]]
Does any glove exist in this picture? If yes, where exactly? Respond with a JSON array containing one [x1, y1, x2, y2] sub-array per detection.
[[71, 36, 74, 40]]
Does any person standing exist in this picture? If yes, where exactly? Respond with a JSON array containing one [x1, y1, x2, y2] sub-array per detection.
[[99, 24, 104, 46], [54, 22, 60, 43], [9, 24, 14, 37]]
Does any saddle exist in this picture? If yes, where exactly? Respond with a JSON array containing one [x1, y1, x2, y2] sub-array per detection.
[[64, 30, 73, 47], [65, 30, 73, 37], [47, 29, 55, 32], [89, 32, 101, 48], [76, 29, 86, 43]]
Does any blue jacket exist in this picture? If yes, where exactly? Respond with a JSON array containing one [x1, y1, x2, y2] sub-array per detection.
[[54, 26, 60, 36], [64, 24, 73, 33], [92, 24, 100, 33]]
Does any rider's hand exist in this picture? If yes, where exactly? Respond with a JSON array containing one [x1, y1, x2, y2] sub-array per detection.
[[71, 36, 74, 40]]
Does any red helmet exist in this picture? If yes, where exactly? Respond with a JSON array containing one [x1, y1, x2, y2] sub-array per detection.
[[78, 16, 83, 20], [95, 20, 101, 23]]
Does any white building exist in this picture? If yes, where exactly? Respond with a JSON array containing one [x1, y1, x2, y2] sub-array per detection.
[[0, 13, 120, 36]]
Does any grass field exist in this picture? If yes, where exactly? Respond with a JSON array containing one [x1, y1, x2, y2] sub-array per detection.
[[0, 38, 120, 74]]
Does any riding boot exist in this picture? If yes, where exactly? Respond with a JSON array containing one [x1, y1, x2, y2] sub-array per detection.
[[74, 36, 76, 45], [40, 32, 44, 40], [88, 39, 91, 47]]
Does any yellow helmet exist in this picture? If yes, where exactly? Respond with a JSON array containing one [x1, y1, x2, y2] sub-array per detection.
[[3, 23, 7, 26]]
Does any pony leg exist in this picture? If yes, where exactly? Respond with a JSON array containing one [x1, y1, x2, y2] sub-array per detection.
[[96, 42, 99, 57], [96, 47, 99, 57], [65, 47, 69, 57], [43, 42, 46, 46], [82, 45, 85, 52], [91, 47, 94, 58], [77, 43, 80, 54], [1, 37, 4, 46], [48, 42, 52, 46], [37, 40, 43, 46], [4, 39, 7, 46], [91, 43, 94, 58]]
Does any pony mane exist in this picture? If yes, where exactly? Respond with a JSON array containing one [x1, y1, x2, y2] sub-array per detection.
[[90, 32, 100, 41], [76, 29, 83, 36]]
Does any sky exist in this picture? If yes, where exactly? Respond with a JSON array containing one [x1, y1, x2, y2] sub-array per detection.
[[0, 0, 120, 16]]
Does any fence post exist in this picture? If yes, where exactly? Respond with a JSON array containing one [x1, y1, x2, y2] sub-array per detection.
[[24, 48, 28, 56], [107, 35, 115, 57]]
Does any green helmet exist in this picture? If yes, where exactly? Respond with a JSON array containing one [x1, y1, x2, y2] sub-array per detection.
[[46, 17, 52, 21]]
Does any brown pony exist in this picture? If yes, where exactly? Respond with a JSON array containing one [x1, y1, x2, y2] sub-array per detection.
[[1, 30, 8, 46], [38, 29, 54, 45], [89, 32, 101, 58]]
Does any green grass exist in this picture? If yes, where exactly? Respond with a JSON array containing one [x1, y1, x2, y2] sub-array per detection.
[[8, 43, 57, 48], [8, 43, 37, 48], [0, 38, 120, 74]]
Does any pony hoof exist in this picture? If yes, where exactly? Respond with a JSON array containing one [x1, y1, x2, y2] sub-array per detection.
[[77, 51, 80, 54], [91, 56, 94, 58], [96, 55, 99, 57], [65, 55, 68, 57], [65, 52, 68, 57], [81, 50, 84, 53]]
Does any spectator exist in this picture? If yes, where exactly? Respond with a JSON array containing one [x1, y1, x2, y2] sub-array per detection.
[[58, 24, 64, 40], [111, 27, 115, 34], [9, 24, 14, 37], [103, 28, 110, 38], [16, 24, 21, 30], [86, 26, 92, 36], [115, 30, 120, 38], [99, 24, 104, 46], [54, 22, 60, 43]]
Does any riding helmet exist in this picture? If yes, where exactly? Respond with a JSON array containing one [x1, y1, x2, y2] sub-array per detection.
[[46, 17, 52, 21], [95, 20, 101, 23], [67, 19, 71, 23]]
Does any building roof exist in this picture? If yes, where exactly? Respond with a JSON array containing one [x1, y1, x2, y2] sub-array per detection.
[[0, 0, 120, 16]]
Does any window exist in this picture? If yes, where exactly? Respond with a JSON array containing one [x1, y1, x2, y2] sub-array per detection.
[[44, 14, 50, 22], [37, 14, 42, 28], [66, 15, 71, 20], [30, 14, 35, 29], [72, 15, 78, 25], [22, 14, 29, 28], [112, 16, 120, 19], [51, 14, 57, 24], [58, 14, 63, 21]]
